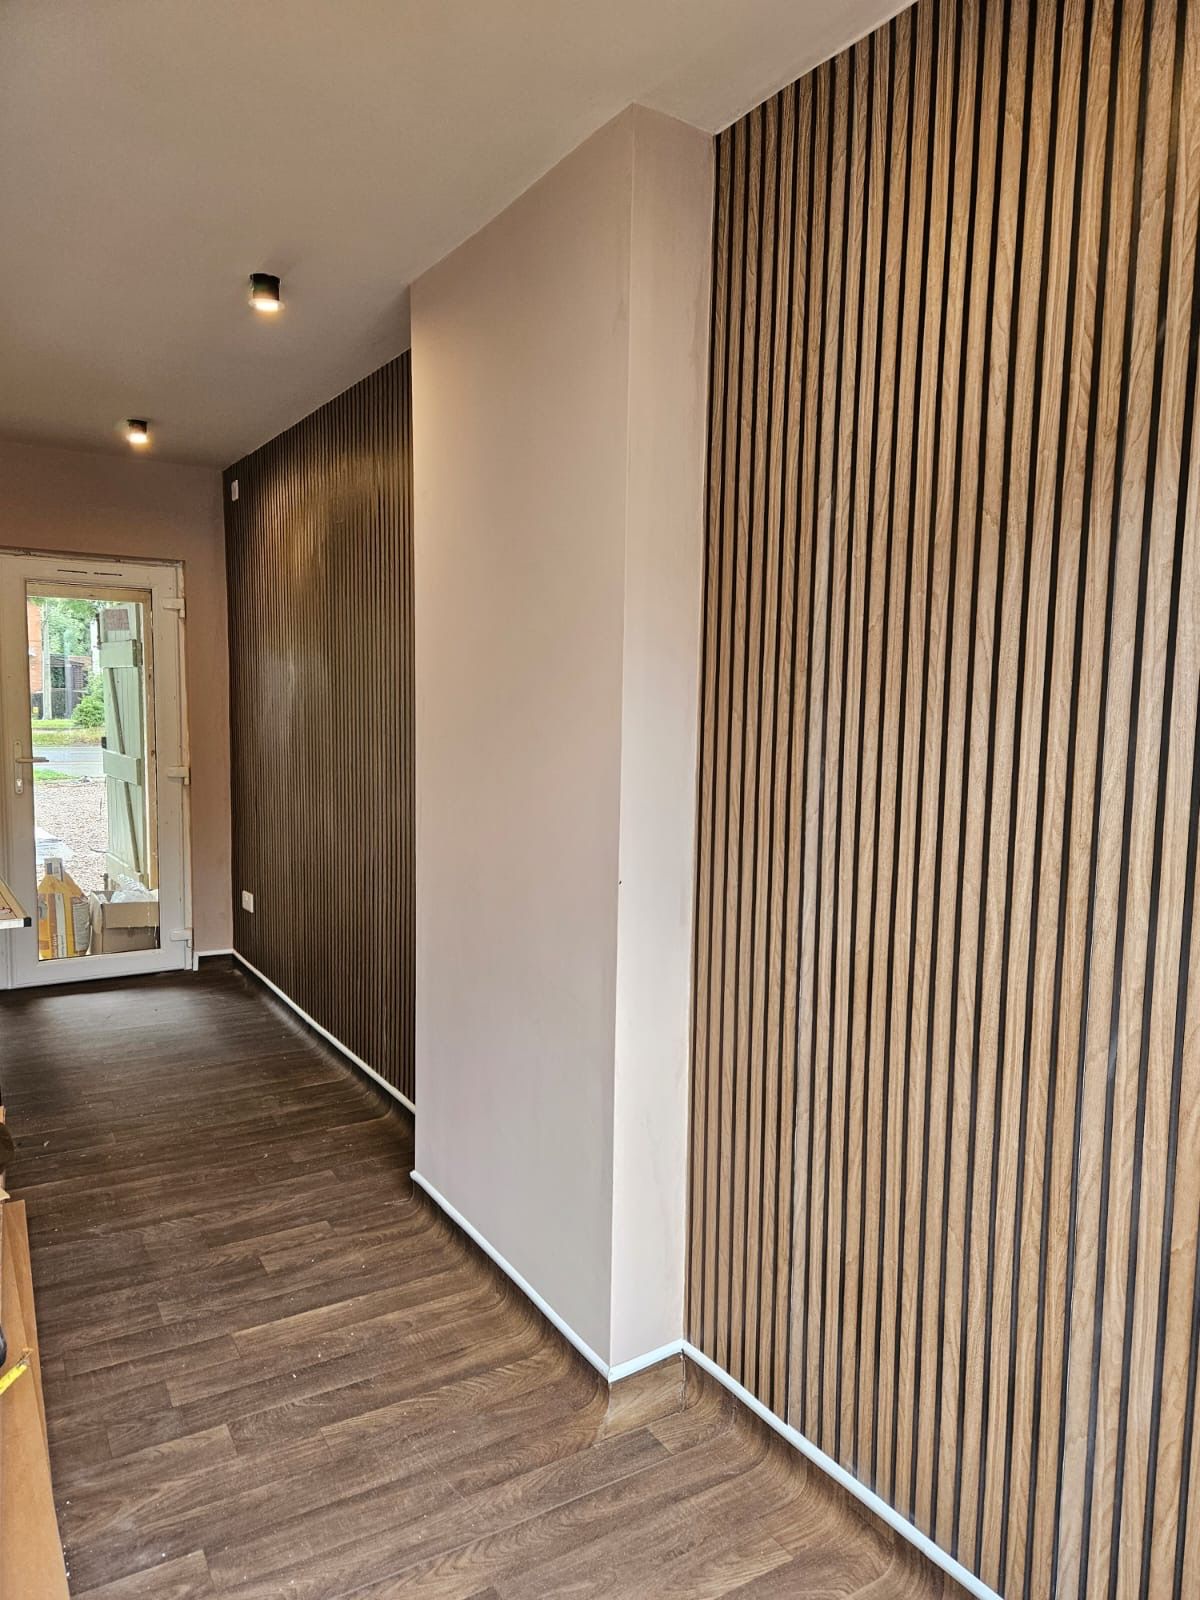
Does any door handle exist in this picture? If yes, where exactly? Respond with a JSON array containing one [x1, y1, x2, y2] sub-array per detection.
[[13, 744, 48, 796]]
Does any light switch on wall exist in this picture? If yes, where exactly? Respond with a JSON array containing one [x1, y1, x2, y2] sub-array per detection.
[[241, 890, 254, 913]]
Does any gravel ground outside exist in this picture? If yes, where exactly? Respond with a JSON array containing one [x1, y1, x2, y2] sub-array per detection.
[[34, 778, 108, 895]]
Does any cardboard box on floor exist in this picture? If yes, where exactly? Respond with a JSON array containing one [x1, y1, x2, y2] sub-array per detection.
[[88, 890, 159, 954]]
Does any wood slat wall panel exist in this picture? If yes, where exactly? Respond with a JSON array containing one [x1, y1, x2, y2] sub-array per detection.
[[686, 1, 1200, 1594], [223, 355, 414, 1102]]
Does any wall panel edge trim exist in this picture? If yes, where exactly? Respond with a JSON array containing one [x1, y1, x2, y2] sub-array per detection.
[[411, 1169, 613, 1377]]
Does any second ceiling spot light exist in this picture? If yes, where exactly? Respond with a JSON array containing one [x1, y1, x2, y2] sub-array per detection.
[[249, 273, 282, 314]]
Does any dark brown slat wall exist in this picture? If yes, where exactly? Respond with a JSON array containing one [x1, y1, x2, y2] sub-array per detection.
[[686, 0, 1200, 1594], [223, 354, 414, 1102]]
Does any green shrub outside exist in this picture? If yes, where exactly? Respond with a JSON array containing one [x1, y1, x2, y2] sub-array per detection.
[[72, 675, 105, 729]]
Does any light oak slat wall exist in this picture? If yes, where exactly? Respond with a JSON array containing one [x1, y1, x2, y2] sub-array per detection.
[[685, 0, 1200, 1594], [223, 355, 415, 1102]]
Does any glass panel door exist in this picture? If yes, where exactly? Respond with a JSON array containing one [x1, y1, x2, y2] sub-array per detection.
[[0, 552, 190, 988]]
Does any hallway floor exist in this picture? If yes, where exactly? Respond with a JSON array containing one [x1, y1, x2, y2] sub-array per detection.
[[0, 963, 958, 1599]]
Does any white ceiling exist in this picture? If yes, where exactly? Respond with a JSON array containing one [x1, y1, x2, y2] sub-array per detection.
[[0, 0, 903, 467]]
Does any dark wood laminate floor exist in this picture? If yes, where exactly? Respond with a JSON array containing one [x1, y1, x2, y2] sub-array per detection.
[[0, 963, 960, 1599]]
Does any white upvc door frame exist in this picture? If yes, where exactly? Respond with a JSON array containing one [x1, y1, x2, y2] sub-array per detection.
[[0, 550, 192, 989]]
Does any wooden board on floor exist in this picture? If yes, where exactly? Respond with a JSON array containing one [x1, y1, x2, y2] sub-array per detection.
[[1, 1198, 70, 1600], [6, 1202, 47, 1443]]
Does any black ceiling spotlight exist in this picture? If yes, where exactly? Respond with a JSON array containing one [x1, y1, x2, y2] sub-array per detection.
[[124, 419, 150, 447], [249, 272, 282, 314]]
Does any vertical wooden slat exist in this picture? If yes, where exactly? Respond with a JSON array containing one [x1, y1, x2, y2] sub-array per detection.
[[815, 37, 864, 1456], [773, 75, 818, 1421], [958, 0, 1039, 1568], [829, 32, 877, 1467], [841, 23, 893, 1475], [890, 0, 956, 1517], [872, 0, 936, 1496], [784, 56, 835, 1429], [851, 16, 910, 1483], [753, 80, 798, 1412], [741, 93, 781, 1397]]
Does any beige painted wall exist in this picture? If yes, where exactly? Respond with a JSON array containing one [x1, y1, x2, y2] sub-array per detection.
[[412, 106, 711, 1366], [609, 109, 712, 1367], [413, 114, 630, 1358], [0, 438, 232, 952]]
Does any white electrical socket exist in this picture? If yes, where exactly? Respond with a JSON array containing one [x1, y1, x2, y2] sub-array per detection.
[[230, 478, 239, 501], [241, 890, 254, 913]]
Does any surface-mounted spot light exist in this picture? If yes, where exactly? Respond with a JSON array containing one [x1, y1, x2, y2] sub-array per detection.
[[125, 419, 150, 446], [249, 272, 282, 313]]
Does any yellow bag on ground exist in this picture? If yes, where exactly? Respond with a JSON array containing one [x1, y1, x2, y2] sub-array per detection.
[[37, 858, 90, 960]]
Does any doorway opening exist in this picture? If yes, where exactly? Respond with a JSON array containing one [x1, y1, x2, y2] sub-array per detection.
[[1, 553, 190, 987]]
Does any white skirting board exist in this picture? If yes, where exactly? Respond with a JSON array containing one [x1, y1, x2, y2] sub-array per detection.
[[230, 949, 416, 1115], [607, 1340, 689, 1384], [411, 1166, 998, 1600], [410, 1169, 614, 1379], [680, 1343, 1001, 1600], [413, 1168, 689, 1387]]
